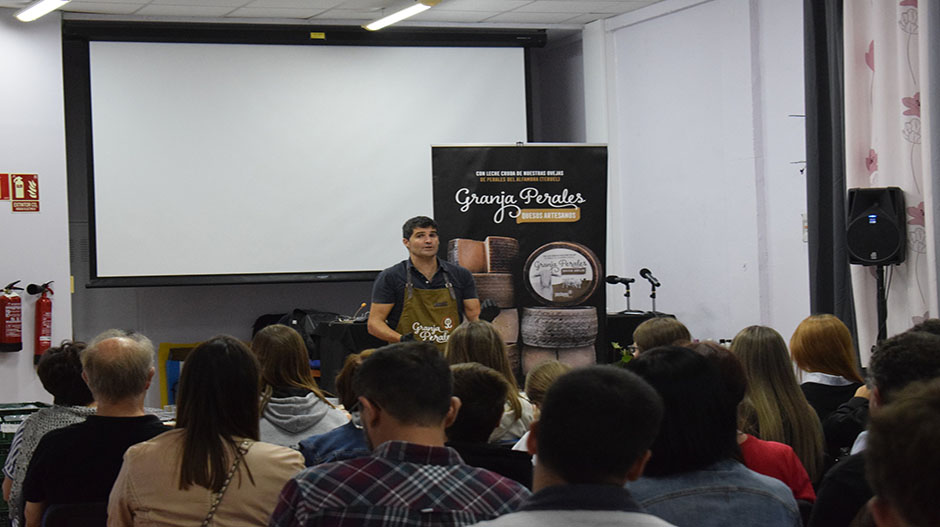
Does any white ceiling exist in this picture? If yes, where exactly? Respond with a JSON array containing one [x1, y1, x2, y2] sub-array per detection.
[[0, 0, 660, 28]]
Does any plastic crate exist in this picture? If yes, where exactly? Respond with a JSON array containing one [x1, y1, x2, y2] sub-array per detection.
[[0, 402, 49, 526]]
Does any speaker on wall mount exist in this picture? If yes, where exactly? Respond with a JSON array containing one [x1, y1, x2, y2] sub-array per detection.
[[846, 187, 906, 266]]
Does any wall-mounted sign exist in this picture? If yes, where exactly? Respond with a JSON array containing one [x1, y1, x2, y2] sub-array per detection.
[[0, 174, 9, 201], [10, 174, 39, 213]]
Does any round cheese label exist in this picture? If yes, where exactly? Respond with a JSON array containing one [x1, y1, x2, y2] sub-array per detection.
[[523, 241, 600, 306]]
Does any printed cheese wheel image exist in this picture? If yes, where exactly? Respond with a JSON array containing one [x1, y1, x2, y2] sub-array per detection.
[[485, 236, 519, 273], [473, 273, 514, 308], [523, 241, 601, 306], [522, 345, 596, 374], [448, 239, 486, 273], [491, 308, 519, 344], [520, 306, 597, 348]]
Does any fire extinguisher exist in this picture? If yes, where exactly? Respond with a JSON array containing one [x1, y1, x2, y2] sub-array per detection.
[[27, 281, 53, 365], [1, 281, 24, 352]]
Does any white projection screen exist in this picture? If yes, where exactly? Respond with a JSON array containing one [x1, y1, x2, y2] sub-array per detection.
[[87, 40, 527, 281]]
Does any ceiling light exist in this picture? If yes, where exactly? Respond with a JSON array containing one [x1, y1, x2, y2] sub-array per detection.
[[15, 0, 71, 22], [364, 0, 441, 31]]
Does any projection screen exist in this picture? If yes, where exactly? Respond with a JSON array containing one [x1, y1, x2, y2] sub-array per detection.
[[87, 40, 527, 281]]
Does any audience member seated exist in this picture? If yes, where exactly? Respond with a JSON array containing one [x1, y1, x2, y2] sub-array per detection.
[[692, 341, 815, 503], [790, 315, 866, 461], [270, 342, 530, 527], [865, 377, 940, 527], [471, 366, 674, 527], [625, 346, 801, 527], [298, 349, 374, 466], [252, 324, 348, 449], [109, 335, 304, 526], [446, 321, 535, 443], [632, 317, 691, 355], [822, 317, 940, 464], [2, 341, 96, 527], [446, 362, 533, 489], [731, 326, 825, 483], [512, 360, 571, 452], [21, 330, 170, 526], [809, 330, 940, 527]]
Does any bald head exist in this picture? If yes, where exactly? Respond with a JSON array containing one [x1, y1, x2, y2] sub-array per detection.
[[82, 330, 154, 404]]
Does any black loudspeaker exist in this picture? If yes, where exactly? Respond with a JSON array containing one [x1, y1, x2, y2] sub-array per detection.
[[846, 187, 906, 266]]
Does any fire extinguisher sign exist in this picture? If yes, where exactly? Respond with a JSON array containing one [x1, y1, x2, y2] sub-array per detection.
[[10, 174, 40, 213]]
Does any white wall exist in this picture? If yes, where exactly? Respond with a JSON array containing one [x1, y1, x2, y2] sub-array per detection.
[[0, 11, 70, 404], [601, 0, 809, 341]]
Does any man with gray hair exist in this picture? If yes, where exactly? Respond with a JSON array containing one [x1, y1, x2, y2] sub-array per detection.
[[21, 330, 169, 526]]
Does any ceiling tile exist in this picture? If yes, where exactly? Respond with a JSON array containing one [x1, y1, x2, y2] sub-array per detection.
[[227, 6, 325, 17], [63, 2, 146, 14], [135, 4, 237, 16], [410, 9, 494, 23], [310, 8, 372, 20], [514, 1, 628, 14], [245, 0, 344, 8], [483, 11, 580, 24], [149, 0, 249, 5], [435, 0, 532, 12]]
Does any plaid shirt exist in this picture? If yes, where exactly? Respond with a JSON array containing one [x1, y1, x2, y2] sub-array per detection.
[[269, 440, 530, 527]]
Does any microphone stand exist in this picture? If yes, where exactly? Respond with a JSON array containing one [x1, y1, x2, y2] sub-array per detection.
[[649, 283, 658, 315], [617, 281, 644, 314]]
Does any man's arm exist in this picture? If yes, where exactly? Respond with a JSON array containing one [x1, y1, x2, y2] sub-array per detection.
[[367, 303, 402, 344], [463, 298, 481, 322], [24, 501, 42, 527], [2, 476, 11, 502]]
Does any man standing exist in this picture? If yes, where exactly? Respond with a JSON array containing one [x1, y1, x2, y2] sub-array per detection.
[[471, 366, 674, 527], [21, 330, 169, 526], [269, 342, 530, 527], [368, 216, 480, 350]]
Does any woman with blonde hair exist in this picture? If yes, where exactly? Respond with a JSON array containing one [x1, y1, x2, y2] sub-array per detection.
[[445, 320, 534, 443], [731, 326, 825, 483], [790, 314, 865, 422], [251, 324, 348, 449]]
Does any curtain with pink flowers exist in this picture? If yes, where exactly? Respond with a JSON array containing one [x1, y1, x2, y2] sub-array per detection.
[[844, 0, 937, 363]]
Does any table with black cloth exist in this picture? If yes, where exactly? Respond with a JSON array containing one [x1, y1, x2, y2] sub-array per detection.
[[605, 312, 676, 363]]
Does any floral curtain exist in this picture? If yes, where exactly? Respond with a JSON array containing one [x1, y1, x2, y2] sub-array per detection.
[[844, 0, 937, 363]]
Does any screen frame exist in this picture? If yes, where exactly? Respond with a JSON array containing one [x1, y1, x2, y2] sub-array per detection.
[[62, 21, 543, 288]]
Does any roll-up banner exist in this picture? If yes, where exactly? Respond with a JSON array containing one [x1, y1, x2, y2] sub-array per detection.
[[432, 144, 607, 382]]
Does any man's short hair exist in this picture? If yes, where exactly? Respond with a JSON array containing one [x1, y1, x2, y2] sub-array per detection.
[[402, 216, 437, 239], [633, 317, 691, 353], [81, 329, 154, 403], [869, 331, 940, 404], [537, 366, 663, 484], [866, 378, 940, 527], [908, 318, 940, 336], [353, 341, 452, 426], [37, 340, 94, 406], [447, 362, 509, 443]]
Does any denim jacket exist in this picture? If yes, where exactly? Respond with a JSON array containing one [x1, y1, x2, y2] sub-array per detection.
[[626, 459, 801, 527], [298, 416, 370, 466]]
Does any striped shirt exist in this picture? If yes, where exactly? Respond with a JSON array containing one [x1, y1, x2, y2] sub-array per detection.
[[269, 440, 530, 527]]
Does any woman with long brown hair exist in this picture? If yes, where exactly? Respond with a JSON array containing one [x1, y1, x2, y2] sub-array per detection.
[[109, 335, 304, 525], [445, 320, 534, 443], [251, 324, 348, 449], [731, 326, 825, 483]]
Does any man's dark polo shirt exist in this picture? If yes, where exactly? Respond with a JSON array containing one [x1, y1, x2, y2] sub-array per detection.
[[22, 415, 169, 506]]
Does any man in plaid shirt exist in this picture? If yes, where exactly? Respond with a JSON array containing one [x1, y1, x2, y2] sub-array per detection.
[[269, 342, 530, 527]]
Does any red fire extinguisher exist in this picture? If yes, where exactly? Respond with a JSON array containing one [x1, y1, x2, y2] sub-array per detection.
[[1, 281, 24, 352], [27, 282, 53, 364]]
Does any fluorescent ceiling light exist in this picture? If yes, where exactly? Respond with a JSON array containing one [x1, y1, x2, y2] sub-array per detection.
[[364, 0, 440, 31], [15, 0, 71, 22]]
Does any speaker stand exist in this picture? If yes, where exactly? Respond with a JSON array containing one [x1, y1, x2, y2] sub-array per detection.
[[876, 264, 887, 343]]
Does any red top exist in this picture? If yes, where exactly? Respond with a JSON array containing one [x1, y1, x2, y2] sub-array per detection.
[[740, 434, 816, 502]]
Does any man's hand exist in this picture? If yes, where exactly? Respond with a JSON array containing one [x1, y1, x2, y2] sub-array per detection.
[[479, 299, 500, 322]]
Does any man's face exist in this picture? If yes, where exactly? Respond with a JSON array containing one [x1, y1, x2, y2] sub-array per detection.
[[403, 226, 439, 259]]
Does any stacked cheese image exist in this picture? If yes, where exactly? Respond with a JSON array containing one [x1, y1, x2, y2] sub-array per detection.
[[448, 236, 521, 379]]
